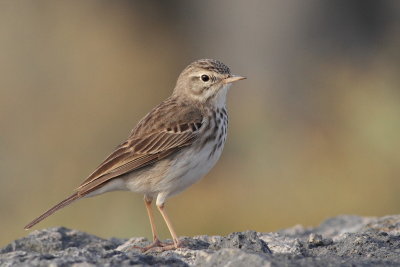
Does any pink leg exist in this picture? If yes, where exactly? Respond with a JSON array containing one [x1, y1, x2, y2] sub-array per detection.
[[157, 203, 182, 249]]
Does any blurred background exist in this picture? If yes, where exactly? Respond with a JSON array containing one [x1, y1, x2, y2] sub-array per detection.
[[1, 0, 400, 247]]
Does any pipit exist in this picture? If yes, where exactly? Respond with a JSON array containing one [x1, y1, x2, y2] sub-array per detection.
[[24, 59, 245, 251]]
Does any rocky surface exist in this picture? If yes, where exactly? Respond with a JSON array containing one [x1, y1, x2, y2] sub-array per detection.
[[1, 215, 400, 266]]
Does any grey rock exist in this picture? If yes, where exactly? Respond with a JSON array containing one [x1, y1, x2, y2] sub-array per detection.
[[1, 215, 400, 266], [307, 233, 333, 248], [209, 231, 272, 254], [196, 248, 272, 267]]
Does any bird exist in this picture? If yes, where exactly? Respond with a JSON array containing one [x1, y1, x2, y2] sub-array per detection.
[[24, 59, 246, 251]]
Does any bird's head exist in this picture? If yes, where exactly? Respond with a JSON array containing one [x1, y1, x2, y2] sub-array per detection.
[[173, 59, 245, 107]]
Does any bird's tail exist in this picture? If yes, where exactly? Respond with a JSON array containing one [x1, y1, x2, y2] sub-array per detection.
[[24, 192, 81, 230]]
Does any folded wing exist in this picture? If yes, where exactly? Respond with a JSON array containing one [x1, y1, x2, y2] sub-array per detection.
[[76, 98, 203, 195]]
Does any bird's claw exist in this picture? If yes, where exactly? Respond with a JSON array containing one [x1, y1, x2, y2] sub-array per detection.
[[131, 238, 181, 253]]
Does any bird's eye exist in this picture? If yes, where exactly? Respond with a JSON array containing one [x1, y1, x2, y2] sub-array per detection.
[[201, 75, 210, 82]]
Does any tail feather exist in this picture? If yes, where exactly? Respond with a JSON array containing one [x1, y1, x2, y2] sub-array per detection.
[[24, 192, 81, 230]]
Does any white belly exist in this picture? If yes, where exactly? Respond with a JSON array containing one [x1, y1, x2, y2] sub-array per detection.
[[154, 139, 225, 206], [124, 108, 228, 205], [122, 126, 224, 201], [169, 140, 224, 192], [122, 139, 225, 206]]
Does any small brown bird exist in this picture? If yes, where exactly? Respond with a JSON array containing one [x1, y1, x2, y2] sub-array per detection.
[[24, 59, 245, 251]]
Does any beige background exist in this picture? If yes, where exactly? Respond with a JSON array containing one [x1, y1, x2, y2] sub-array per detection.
[[1, 1, 400, 247]]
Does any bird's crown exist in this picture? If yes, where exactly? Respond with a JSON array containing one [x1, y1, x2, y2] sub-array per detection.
[[184, 59, 231, 75]]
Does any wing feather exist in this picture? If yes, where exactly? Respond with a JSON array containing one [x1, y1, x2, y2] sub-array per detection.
[[77, 153, 162, 195], [76, 99, 203, 194]]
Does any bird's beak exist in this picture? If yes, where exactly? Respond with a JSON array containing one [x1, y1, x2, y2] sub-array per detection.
[[223, 75, 246, 84]]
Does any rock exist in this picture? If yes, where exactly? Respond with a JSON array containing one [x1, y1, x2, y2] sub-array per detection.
[[1, 215, 400, 266], [307, 233, 333, 248], [196, 248, 272, 267], [209, 231, 272, 254]]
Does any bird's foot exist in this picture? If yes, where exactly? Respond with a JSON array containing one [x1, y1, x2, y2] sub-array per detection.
[[132, 238, 181, 253], [131, 238, 163, 252]]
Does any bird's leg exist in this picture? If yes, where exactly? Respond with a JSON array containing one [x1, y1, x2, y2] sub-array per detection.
[[144, 197, 161, 245], [132, 197, 163, 251], [157, 203, 182, 250]]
